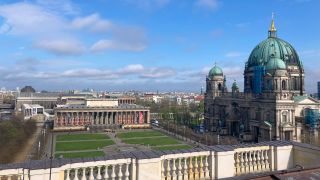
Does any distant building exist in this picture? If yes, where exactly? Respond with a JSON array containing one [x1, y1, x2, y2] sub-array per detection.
[[22, 104, 44, 120], [20, 86, 36, 93]]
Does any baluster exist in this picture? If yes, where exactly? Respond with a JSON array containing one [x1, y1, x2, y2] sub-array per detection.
[[244, 152, 249, 173], [7, 176, 11, 180], [260, 150, 265, 171], [240, 152, 244, 174], [161, 160, 166, 180], [66, 169, 70, 180], [74, 168, 79, 180], [172, 159, 177, 178], [199, 156, 204, 178], [178, 158, 183, 180], [166, 159, 171, 179], [194, 156, 199, 179], [260, 150, 264, 171], [89, 167, 94, 180], [248, 151, 252, 172], [188, 157, 193, 179], [252, 151, 257, 171], [103, 166, 109, 179], [111, 165, 116, 180], [118, 164, 123, 179], [264, 150, 269, 170], [183, 158, 188, 179], [256, 151, 261, 171], [204, 156, 209, 179], [80, 168, 86, 180], [97, 166, 102, 180], [125, 163, 130, 180], [235, 152, 240, 175]]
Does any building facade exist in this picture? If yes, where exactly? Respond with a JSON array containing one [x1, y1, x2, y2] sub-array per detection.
[[204, 19, 319, 142], [54, 103, 150, 130]]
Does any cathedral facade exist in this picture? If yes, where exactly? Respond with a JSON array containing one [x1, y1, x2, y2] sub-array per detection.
[[204, 19, 320, 142]]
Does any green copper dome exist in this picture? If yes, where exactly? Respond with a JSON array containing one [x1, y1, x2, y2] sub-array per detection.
[[232, 80, 239, 89], [209, 65, 223, 77], [246, 20, 302, 70], [265, 57, 286, 70]]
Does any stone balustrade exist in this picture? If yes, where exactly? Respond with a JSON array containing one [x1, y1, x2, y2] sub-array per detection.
[[161, 150, 210, 180], [1, 141, 320, 180], [234, 145, 271, 175]]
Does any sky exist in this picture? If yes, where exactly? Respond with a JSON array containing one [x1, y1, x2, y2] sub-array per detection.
[[0, 0, 320, 93]]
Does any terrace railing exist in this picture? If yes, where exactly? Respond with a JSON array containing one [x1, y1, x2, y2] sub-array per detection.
[[1, 141, 320, 180]]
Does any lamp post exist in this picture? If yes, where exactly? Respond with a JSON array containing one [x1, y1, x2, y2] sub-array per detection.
[[49, 130, 54, 180]]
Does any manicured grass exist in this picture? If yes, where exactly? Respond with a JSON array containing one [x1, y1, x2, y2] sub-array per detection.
[[122, 136, 179, 146], [55, 151, 105, 158], [55, 140, 115, 151], [153, 145, 192, 151], [117, 131, 164, 139], [56, 133, 110, 141]]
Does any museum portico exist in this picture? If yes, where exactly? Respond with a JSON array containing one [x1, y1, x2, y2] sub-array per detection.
[[54, 104, 150, 130]]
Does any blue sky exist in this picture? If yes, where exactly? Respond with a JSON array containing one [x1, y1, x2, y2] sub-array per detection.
[[0, 0, 319, 92]]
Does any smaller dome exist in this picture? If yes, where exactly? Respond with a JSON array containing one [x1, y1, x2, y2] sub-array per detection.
[[266, 57, 286, 70], [209, 65, 223, 77], [232, 80, 239, 89], [21, 86, 36, 93]]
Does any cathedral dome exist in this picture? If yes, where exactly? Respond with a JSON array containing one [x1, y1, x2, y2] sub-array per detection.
[[246, 19, 302, 70], [208, 65, 223, 77], [265, 57, 286, 70]]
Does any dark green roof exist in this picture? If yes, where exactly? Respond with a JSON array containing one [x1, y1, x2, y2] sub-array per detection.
[[265, 57, 286, 70], [246, 37, 302, 70], [209, 66, 223, 77]]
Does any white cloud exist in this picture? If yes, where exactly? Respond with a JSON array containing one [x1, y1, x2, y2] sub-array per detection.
[[195, 0, 220, 11], [36, 0, 79, 15], [0, 2, 147, 55], [71, 13, 112, 33], [34, 39, 86, 55], [140, 67, 176, 78], [119, 64, 145, 74], [0, 2, 67, 36], [0, 23, 10, 34], [62, 69, 117, 79], [91, 39, 146, 52]]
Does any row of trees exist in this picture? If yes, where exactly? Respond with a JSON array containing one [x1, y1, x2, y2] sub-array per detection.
[[136, 98, 204, 128], [0, 117, 36, 163]]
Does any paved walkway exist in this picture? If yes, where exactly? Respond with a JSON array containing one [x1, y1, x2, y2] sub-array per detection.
[[56, 139, 113, 142]]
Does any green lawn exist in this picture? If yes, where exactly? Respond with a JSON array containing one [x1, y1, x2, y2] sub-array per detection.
[[117, 131, 164, 139], [122, 136, 179, 146], [55, 151, 105, 158], [56, 133, 110, 141], [56, 140, 115, 151], [153, 145, 192, 151]]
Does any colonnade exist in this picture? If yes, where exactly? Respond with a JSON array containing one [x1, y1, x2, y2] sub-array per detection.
[[54, 110, 149, 127], [118, 99, 135, 104]]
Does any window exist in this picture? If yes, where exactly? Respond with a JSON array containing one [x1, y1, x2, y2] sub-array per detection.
[[282, 112, 287, 122], [282, 80, 286, 90], [218, 83, 222, 90]]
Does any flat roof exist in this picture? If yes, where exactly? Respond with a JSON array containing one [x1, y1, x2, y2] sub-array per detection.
[[55, 104, 148, 110]]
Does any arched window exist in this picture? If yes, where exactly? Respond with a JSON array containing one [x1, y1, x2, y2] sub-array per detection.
[[218, 83, 222, 91], [282, 80, 286, 90]]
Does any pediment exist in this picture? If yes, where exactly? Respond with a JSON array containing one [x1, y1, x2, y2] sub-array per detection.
[[294, 96, 319, 104]]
